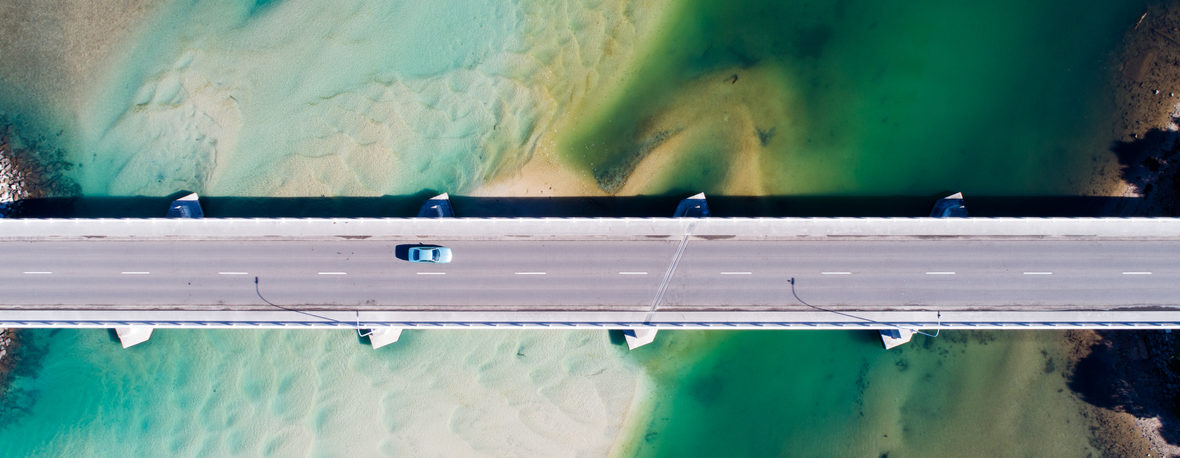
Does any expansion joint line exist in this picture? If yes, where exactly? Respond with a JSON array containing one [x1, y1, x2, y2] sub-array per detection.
[[646, 222, 695, 322]]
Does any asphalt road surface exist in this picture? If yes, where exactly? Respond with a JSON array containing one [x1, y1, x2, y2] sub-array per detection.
[[0, 239, 1175, 312]]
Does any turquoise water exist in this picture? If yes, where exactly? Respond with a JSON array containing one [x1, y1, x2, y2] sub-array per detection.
[[0, 0, 1148, 455], [2, 329, 642, 456], [0, 329, 1099, 456]]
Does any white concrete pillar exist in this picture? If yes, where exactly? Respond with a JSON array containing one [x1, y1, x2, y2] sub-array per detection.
[[879, 328, 915, 350], [367, 327, 404, 349], [115, 326, 154, 348], [623, 328, 658, 350]]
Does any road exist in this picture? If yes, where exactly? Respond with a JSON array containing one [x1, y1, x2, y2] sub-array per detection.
[[0, 238, 1176, 314]]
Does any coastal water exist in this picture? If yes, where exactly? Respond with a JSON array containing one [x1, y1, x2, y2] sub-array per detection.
[[0, 0, 1151, 455], [562, 0, 1142, 197], [1, 329, 642, 456]]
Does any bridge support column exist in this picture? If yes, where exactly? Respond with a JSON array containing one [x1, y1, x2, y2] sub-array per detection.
[[367, 327, 404, 349], [417, 193, 455, 217], [929, 192, 967, 217], [115, 326, 154, 348], [623, 328, 658, 350], [879, 329, 915, 350], [167, 192, 204, 218], [876, 193, 966, 350], [619, 192, 708, 350], [673, 192, 710, 217]]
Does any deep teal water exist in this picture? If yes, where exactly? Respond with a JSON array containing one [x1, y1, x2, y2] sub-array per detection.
[[565, 0, 1142, 197]]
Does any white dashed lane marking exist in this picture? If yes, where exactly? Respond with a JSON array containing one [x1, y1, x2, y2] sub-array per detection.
[[218, 272, 249, 275], [1122, 271, 1153, 275], [719, 272, 752, 275], [317, 272, 347, 276], [1023, 272, 1053, 275], [121, 271, 150, 275], [22, 271, 52, 275], [416, 272, 446, 276], [514, 272, 547, 275], [924, 272, 955, 275], [618, 272, 648, 275], [821, 272, 852, 275]]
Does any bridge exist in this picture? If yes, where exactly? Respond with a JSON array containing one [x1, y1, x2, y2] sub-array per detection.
[[0, 193, 1178, 350]]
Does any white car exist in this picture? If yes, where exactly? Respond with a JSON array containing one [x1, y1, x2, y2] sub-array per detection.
[[408, 246, 452, 263]]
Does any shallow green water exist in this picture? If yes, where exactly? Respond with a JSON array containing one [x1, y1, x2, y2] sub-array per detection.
[[0, 0, 1149, 455], [626, 331, 1097, 457], [565, 0, 1141, 196]]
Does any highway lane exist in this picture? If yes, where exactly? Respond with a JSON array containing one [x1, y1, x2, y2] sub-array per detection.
[[0, 239, 1176, 311], [665, 240, 1180, 309]]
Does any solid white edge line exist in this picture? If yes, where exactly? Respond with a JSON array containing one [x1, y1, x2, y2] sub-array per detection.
[[317, 272, 348, 275], [1122, 271, 1153, 275], [416, 272, 446, 275], [1022, 272, 1053, 275], [924, 272, 956, 275], [514, 272, 547, 275], [218, 272, 249, 275], [820, 272, 852, 275], [22, 271, 53, 275], [719, 272, 753, 275], [121, 272, 150, 275], [618, 272, 649, 275]]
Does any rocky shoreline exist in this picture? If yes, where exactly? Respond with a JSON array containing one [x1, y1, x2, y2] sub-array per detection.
[[1072, 2, 1180, 456], [0, 329, 14, 394], [0, 119, 78, 397], [1110, 2, 1180, 214], [0, 124, 32, 396], [0, 122, 78, 217]]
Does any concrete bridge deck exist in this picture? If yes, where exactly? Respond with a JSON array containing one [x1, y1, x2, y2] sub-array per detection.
[[0, 217, 1177, 334]]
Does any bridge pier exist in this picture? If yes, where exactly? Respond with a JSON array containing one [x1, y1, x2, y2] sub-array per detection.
[[366, 327, 404, 349], [417, 193, 455, 218], [358, 193, 452, 350], [625, 193, 710, 350], [673, 192, 710, 217], [112, 192, 206, 348], [879, 328, 915, 350], [877, 193, 968, 349], [115, 326, 153, 348], [166, 192, 204, 218], [929, 192, 967, 218], [623, 328, 658, 350]]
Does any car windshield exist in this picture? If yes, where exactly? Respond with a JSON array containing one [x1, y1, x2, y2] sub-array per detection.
[[430, 250, 439, 261]]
